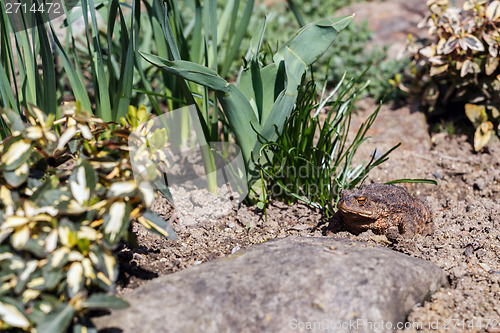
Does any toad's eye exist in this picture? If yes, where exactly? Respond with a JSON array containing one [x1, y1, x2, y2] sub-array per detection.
[[357, 197, 366, 205]]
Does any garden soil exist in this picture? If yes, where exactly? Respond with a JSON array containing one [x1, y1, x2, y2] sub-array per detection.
[[115, 0, 500, 331], [116, 99, 500, 332]]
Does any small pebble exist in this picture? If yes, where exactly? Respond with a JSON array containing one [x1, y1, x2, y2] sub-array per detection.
[[231, 246, 240, 254], [474, 178, 486, 190], [432, 172, 443, 179], [194, 260, 202, 265]]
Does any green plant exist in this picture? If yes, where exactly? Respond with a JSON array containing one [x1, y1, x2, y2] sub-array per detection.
[[255, 74, 437, 215], [245, 2, 406, 102], [141, 15, 354, 193], [325, 21, 409, 101], [0, 0, 146, 124], [406, 0, 500, 151], [0, 104, 174, 332], [253, 74, 396, 215]]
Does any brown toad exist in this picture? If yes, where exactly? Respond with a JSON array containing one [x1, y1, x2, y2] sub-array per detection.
[[336, 183, 433, 238]]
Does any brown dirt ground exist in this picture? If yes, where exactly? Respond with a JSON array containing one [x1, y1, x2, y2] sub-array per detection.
[[114, 0, 500, 331], [115, 98, 500, 332]]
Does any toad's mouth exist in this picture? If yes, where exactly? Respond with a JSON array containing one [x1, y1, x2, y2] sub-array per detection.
[[338, 202, 376, 219]]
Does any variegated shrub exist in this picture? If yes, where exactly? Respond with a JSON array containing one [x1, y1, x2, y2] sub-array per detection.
[[407, 0, 500, 150], [0, 103, 175, 332]]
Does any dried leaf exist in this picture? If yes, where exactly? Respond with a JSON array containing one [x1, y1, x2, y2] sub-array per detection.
[[465, 103, 488, 125], [430, 64, 449, 76], [474, 121, 494, 151], [485, 54, 499, 75]]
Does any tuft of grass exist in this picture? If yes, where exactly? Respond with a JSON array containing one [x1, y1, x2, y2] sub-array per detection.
[[255, 73, 435, 216]]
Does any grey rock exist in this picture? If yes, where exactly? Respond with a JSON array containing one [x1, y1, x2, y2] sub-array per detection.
[[96, 237, 448, 333]]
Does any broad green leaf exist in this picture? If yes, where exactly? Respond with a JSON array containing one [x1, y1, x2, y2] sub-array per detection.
[[139, 52, 230, 93], [37, 303, 75, 333], [3, 162, 29, 187], [217, 84, 261, 165], [0, 108, 25, 132], [14, 260, 38, 295], [82, 293, 129, 310], [273, 15, 353, 66]]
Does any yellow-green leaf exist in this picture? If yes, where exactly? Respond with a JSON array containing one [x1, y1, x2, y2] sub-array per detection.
[[465, 103, 488, 126], [0, 138, 32, 171]]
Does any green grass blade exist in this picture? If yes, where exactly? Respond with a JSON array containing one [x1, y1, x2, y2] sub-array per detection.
[[386, 179, 438, 185], [220, 0, 253, 78], [139, 52, 229, 92], [48, 24, 92, 113], [113, 0, 138, 121], [36, 15, 57, 115]]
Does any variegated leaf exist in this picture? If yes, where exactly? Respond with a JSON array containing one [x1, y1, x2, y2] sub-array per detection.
[[67, 262, 84, 298], [459, 34, 485, 52], [44, 230, 59, 253], [419, 45, 437, 58], [58, 220, 78, 248], [1, 216, 30, 230], [56, 126, 77, 152], [108, 181, 137, 197], [69, 161, 97, 206], [25, 126, 43, 140], [0, 109, 26, 132], [103, 201, 131, 245], [11, 225, 30, 250], [0, 138, 33, 172], [486, 0, 500, 21], [0, 300, 30, 328], [138, 181, 155, 206], [49, 247, 70, 268], [439, 36, 459, 54], [3, 162, 29, 187], [102, 249, 117, 283]]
